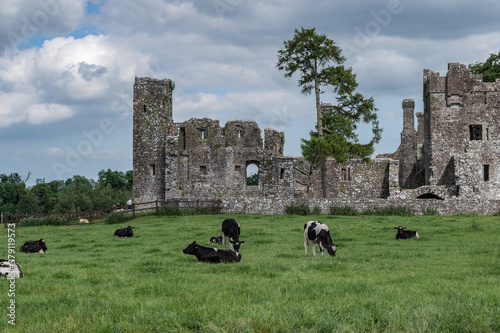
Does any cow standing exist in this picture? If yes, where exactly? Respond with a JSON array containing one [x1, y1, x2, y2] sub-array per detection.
[[222, 218, 244, 251], [183, 241, 241, 263], [114, 226, 134, 237], [0, 260, 23, 278], [394, 226, 420, 239], [304, 221, 338, 256], [20, 239, 47, 253]]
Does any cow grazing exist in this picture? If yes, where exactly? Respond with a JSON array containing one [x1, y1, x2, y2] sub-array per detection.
[[210, 236, 222, 244], [114, 226, 134, 237], [0, 260, 23, 278], [20, 239, 47, 253], [183, 241, 241, 263], [394, 226, 420, 239], [304, 221, 338, 257], [222, 218, 244, 251]]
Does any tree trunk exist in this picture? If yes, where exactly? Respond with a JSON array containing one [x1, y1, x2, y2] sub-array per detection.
[[315, 75, 329, 199]]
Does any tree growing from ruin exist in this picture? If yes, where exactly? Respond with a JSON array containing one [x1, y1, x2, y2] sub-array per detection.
[[469, 51, 500, 82], [276, 27, 381, 198]]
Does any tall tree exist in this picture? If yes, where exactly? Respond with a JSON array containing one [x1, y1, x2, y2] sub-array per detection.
[[277, 27, 381, 198], [468, 51, 500, 82]]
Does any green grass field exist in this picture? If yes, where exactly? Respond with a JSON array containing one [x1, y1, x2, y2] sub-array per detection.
[[1, 214, 499, 332]]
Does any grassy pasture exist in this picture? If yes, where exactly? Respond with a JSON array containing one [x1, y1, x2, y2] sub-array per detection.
[[0, 214, 499, 332]]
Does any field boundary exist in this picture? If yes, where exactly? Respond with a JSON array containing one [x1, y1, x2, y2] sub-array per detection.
[[2, 199, 222, 227]]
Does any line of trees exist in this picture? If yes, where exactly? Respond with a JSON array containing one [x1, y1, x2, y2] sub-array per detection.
[[0, 169, 133, 215]]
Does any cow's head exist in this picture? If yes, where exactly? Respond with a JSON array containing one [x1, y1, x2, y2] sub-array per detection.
[[183, 241, 198, 255], [326, 244, 338, 256], [230, 240, 244, 252], [38, 239, 47, 252], [394, 226, 406, 233]]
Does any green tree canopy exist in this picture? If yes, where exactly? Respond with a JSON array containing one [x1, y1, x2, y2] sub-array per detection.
[[468, 51, 500, 82], [276, 27, 381, 198]]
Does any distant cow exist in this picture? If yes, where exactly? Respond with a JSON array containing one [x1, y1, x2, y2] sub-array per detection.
[[222, 218, 244, 251], [183, 241, 241, 263], [394, 226, 420, 239], [20, 239, 47, 253], [114, 226, 134, 237], [210, 236, 222, 244], [304, 221, 338, 257], [78, 217, 89, 224], [0, 259, 23, 278]]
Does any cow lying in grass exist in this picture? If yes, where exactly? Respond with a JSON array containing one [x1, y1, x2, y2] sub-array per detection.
[[394, 226, 420, 239], [20, 239, 47, 253], [183, 241, 241, 263], [114, 226, 134, 237], [0, 259, 23, 278], [210, 236, 222, 244], [304, 221, 338, 256]]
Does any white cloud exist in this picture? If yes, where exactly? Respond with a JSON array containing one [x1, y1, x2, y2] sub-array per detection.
[[26, 103, 74, 125]]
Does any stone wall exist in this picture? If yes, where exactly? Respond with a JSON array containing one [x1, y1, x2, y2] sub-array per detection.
[[219, 197, 500, 215]]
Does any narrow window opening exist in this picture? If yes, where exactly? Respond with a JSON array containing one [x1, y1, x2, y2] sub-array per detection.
[[200, 166, 207, 175], [150, 164, 156, 176], [483, 165, 490, 181], [199, 128, 207, 140], [235, 166, 241, 172], [469, 125, 483, 140], [280, 168, 285, 179], [143, 104, 147, 112], [341, 168, 350, 181], [180, 127, 186, 150]]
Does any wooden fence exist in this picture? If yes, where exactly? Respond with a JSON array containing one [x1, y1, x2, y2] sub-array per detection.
[[3, 199, 222, 227]]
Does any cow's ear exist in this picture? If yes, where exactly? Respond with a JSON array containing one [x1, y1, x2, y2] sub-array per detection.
[[240, 241, 245, 244]]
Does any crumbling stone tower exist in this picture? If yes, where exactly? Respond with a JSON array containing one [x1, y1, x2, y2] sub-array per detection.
[[133, 77, 173, 203]]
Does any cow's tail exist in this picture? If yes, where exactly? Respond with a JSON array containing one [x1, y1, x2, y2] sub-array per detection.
[[415, 232, 420, 238]]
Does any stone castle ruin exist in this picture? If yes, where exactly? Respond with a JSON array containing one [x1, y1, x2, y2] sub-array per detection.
[[133, 63, 500, 214]]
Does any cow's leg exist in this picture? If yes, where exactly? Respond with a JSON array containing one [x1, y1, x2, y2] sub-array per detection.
[[229, 238, 234, 251], [222, 234, 226, 248], [304, 238, 309, 256], [311, 243, 316, 257], [319, 242, 325, 256]]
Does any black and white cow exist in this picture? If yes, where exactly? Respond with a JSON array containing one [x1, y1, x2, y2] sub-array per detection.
[[394, 226, 420, 239], [20, 239, 47, 253], [221, 218, 244, 251], [114, 226, 134, 237], [304, 221, 338, 256], [183, 241, 241, 263], [0, 260, 23, 278], [210, 236, 222, 244]]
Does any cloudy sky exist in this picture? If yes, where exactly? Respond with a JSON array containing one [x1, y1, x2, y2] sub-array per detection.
[[1, 0, 500, 185]]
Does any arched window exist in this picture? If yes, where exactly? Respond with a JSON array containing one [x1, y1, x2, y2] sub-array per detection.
[[246, 162, 259, 186]]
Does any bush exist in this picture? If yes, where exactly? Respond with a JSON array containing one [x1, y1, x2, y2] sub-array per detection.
[[20, 215, 67, 227], [285, 203, 310, 215], [361, 206, 413, 216], [311, 206, 322, 215], [105, 211, 129, 224], [330, 205, 358, 216]]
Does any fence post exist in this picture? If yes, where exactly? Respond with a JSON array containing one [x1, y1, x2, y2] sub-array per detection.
[[132, 203, 135, 220], [156, 200, 159, 216]]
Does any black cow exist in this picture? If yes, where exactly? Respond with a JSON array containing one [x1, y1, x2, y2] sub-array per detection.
[[222, 218, 244, 251], [20, 239, 47, 253], [210, 236, 222, 244], [114, 226, 134, 237], [183, 241, 241, 263], [0, 259, 23, 278], [304, 221, 338, 256], [394, 226, 420, 239]]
